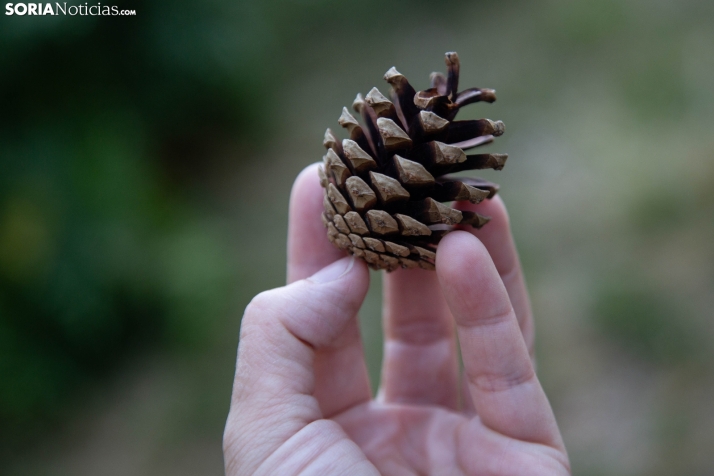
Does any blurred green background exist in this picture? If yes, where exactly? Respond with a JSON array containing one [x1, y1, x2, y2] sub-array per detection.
[[1, 0, 714, 474]]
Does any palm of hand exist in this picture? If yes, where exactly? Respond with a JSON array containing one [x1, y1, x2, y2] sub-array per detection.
[[334, 400, 567, 475], [224, 165, 569, 475]]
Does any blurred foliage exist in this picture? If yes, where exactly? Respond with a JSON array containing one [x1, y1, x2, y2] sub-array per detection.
[[0, 0, 256, 450], [590, 145, 714, 367], [0, 111, 235, 447], [591, 282, 702, 365]]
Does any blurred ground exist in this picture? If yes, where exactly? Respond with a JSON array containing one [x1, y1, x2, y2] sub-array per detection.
[[2, 0, 714, 475]]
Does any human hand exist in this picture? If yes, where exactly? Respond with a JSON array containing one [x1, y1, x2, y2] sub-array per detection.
[[223, 164, 570, 475]]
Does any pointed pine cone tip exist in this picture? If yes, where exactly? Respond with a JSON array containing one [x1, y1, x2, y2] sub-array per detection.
[[446, 153, 508, 173], [455, 87, 497, 106], [365, 87, 393, 115], [327, 183, 352, 214], [376, 117, 412, 149], [393, 155, 435, 186], [489, 119, 505, 136], [338, 107, 360, 130], [434, 180, 490, 203], [352, 93, 365, 113], [333, 214, 351, 234], [413, 89, 441, 110], [394, 214, 432, 237], [460, 211, 491, 229], [342, 138, 377, 173], [419, 110, 449, 134], [318, 164, 328, 187], [407, 198, 463, 225], [343, 211, 369, 235], [445, 51, 460, 66], [345, 176, 377, 212], [323, 128, 339, 149], [445, 52, 460, 98], [365, 210, 399, 235], [490, 153, 508, 170], [480, 88, 497, 103], [434, 141, 467, 164], [384, 66, 404, 83], [324, 148, 350, 186], [369, 171, 410, 203]]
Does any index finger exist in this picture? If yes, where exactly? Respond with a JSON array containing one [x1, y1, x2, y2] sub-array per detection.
[[287, 163, 344, 283]]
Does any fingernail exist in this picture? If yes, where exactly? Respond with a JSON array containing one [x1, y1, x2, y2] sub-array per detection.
[[309, 256, 355, 284]]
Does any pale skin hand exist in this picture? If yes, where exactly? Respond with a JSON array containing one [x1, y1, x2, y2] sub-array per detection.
[[223, 164, 570, 475]]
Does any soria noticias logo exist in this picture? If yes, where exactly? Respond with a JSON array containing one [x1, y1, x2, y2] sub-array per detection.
[[5, 3, 136, 16]]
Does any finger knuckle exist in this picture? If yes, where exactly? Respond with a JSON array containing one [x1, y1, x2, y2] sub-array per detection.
[[471, 366, 536, 393], [240, 290, 287, 340], [243, 289, 280, 320]]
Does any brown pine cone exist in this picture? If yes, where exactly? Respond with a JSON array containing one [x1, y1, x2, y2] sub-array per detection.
[[319, 52, 506, 271]]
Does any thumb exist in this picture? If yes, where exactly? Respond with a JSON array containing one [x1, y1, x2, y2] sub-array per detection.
[[224, 256, 369, 472]]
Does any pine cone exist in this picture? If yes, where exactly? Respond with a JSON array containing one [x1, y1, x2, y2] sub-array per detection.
[[319, 52, 507, 271]]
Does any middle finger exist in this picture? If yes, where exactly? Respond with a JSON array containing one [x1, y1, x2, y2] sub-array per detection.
[[379, 268, 459, 409]]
